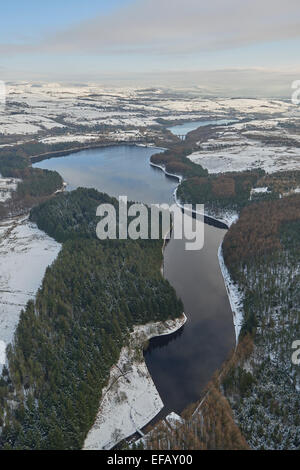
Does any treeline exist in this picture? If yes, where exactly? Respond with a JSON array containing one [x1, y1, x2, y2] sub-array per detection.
[[0, 149, 63, 217], [0, 189, 183, 450], [0, 140, 90, 168], [222, 194, 300, 339], [16, 168, 62, 198], [139, 385, 249, 450], [259, 170, 300, 195], [139, 336, 253, 450], [30, 187, 165, 243], [151, 146, 208, 179], [177, 168, 300, 216], [222, 194, 300, 279], [0, 153, 28, 177], [30, 188, 122, 242], [177, 170, 266, 212], [219, 195, 300, 448]]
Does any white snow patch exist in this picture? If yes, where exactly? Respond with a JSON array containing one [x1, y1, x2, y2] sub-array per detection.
[[187, 141, 300, 173], [251, 187, 269, 194], [218, 245, 244, 344], [165, 412, 184, 429], [40, 134, 102, 144], [250, 187, 271, 200], [0, 216, 61, 365], [0, 339, 6, 364], [0, 177, 20, 202]]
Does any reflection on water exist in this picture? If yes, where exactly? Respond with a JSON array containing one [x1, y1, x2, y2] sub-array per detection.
[[146, 323, 185, 352], [34, 145, 177, 205], [34, 144, 235, 416], [145, 222, 235, 415]]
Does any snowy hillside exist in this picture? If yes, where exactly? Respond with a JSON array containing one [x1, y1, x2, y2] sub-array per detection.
[[0, 216, 61, 368]]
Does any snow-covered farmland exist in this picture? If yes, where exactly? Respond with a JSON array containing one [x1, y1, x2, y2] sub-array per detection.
[[189, 117, 300, 175], [0, 114, 65, 135], [0, 83, 297, 142], [0, 216, 61, 368], [189, 143, 300, 174], [40, 134, 103, 145], [156, 98, 292, 115]]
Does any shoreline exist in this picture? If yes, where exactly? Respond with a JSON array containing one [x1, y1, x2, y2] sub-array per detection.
[[31, 140, 163, 164], [150, 160, 239, 227], [83, 313, 187, 450], [148, 156, 246, 433], [149, 161, 183, 183], [149, 159, 243, 344], [174, 185, 238, 228], [2, 142, 243, 447], [218, 245, 244, 345]]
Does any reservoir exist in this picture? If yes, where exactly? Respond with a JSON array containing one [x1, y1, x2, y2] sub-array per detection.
[[34, 144, 235, 416], [167, 119, 237, 137]]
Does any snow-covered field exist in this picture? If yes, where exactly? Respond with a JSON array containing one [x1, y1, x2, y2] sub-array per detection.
[[149, 161, 183, 183], [189, 117, 300, 174], [0, 83, 298, 142], [84, 313, 187, 450], [189, 143, 300, 174], [0, 114, 65, 135], [40, 134, 102, 145], [156, 98, 292, 115], [0, 216, 61, 368], [40, 130, 144, 145], [0, 83, 159, 137]]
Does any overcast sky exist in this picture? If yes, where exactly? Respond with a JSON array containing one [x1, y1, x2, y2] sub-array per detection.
[[1, 0, 300, 95]]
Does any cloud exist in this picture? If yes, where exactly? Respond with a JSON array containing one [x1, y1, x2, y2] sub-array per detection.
[[3, 66, 298, 98], [1, 0, 300, 56]]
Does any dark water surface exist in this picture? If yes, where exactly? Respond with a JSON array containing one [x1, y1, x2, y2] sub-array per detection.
[[35, 145, 176, 205], [34, 145, 235, 415], [147, 228, 234, 415]]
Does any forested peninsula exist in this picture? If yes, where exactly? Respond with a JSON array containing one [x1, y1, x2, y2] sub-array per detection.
[[0, 188, 183, 449], [1, 133, 300, 450]]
